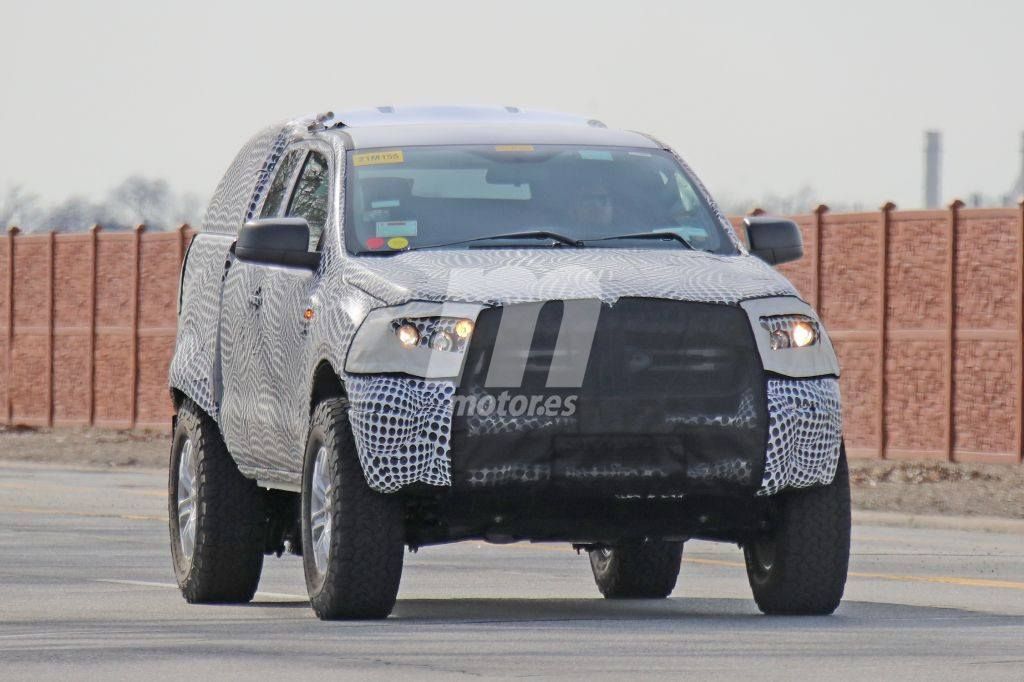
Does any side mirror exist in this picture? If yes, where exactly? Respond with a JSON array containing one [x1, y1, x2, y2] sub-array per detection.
[[235, 218, 321, 270], [744, 217, 803, 265]]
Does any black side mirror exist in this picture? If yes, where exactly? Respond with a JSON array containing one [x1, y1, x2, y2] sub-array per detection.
[[235, 218, 321, 270], [744, 217, 803, 265]]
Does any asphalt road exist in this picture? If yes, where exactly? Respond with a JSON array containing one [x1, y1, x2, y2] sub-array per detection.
[[1, 461, 1023, 680]]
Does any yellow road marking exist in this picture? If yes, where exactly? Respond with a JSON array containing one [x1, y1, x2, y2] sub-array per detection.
[[497, 544, 1024, 592], [684, 556, 1024, 591], [847, 570, 1024, 591], [4, 512, 1022, 593]]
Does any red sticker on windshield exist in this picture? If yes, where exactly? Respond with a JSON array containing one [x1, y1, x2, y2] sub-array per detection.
[[366, 237, 386, 250]]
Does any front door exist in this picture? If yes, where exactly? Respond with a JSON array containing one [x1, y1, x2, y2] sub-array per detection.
[[247, 148, 331, 474], [218, 146, 318, 475]]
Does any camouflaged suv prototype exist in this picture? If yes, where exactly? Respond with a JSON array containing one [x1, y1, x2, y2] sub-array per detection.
[[168, 106, 849, 620]]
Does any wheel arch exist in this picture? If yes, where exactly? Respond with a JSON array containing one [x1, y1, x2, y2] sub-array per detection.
[[171, 387, 187, 413], [309, 360, 347, 416]]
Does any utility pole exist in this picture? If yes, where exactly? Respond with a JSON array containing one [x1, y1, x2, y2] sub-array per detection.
[[1018, 131, 1024, 200], [924, 130, 942, 209]]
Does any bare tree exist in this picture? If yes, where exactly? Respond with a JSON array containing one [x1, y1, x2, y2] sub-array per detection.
[[717, 185, 823, 216], [39, 196, 127, 233], [173, 191, 205, 228], [0, 184, 41, 229], [109, 176, 173, 228]]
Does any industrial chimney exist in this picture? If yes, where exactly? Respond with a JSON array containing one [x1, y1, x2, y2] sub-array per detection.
[[1018, 131, 1024, 201], [924, 131, 942, 209]]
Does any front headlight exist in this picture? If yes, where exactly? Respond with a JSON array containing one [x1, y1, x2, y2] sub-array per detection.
[[389, 317, 474, 353], [347, 302, 484, 378], [760, 315, 819, 350]]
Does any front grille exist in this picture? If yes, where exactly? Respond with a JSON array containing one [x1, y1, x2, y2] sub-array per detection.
[[450, 298, 768, 493], [457, 298, 763, 430]]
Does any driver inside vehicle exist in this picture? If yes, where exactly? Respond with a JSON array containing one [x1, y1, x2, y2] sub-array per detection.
[[570, 177, 615, 231]]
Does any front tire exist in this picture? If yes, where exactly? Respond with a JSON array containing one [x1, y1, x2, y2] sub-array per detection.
[[301, 398, 405, 620], [168, 399, 266, 603], [743, 445, 851, 615], [589, 541, 684, 598]]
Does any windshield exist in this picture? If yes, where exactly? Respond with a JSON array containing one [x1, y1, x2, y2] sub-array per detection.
[[344, 145, 736, 255]]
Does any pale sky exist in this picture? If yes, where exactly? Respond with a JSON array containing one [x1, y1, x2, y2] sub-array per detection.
[[2, 0, 1022, 211]]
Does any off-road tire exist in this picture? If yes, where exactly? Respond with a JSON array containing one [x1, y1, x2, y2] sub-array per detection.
[[168, 399, 266, 603], [301, 398, 404, 620], [744, 445, 851, 615], [589, 541, 684, 598]]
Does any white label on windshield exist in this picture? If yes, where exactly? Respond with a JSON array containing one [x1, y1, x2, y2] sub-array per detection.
[[376, 220, 418, 237]]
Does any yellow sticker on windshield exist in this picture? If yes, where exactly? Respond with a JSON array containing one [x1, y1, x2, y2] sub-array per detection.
[[353, 150, 405, 166], [494, 145, 534, 152], [387, 236, 409, 250]]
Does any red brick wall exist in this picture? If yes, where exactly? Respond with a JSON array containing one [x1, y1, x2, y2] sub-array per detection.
[[3, 208, 1023, 465], [737, 204, 1024, 464], [3, 226, 191, 431]]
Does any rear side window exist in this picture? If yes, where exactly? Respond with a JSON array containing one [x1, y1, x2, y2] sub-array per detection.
[[287, 152, 330, 250], [259, 149, 304, 218]]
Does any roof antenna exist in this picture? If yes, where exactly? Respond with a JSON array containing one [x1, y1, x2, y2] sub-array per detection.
[[307, 111, 335, 132]]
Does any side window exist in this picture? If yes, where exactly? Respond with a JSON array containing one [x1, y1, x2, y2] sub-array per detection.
[[259, 149, 304, 218], [286, 151, 330, 250]]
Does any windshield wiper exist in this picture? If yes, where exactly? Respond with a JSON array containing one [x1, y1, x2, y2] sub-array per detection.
[[407, 230, 584, 251], [583, 231, 696, 250]]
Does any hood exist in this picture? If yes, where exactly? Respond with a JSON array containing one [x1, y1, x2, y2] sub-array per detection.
[[342, 248, 799, 307]]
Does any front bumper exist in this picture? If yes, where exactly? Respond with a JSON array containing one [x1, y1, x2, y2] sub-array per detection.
[[345, 298, 842, 497]]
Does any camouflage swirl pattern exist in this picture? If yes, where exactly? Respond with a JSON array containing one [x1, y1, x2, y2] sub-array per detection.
[[169, 109, 844, 498]]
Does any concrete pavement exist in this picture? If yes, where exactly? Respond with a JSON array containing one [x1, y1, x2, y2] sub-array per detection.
[[1, 461, 1022, 679]]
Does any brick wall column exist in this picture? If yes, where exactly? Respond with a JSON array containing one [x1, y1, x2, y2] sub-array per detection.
[[46, 231, 55, 426], [129, 225, 144, 429], [87, 225, 99, 426], [5, 227, 17, 426], [813, 205, 828, 311], [177, 224, 189, 262], [1019, 201, 1024, 462], [878, 202, 895, 459], [946, 200, 964, 461]]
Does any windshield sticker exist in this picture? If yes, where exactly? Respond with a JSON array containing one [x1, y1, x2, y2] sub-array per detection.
[[494, 145, 534, 152], [365, 237, 386, 250], [579, 150, 613, 161], [677, 227, 708, 240], [655, 227, 709, 242], [353, 150, 405, 166], [371, 199, 401, 208], [376, 220, 418, 238], [386, 236, 410, 250]]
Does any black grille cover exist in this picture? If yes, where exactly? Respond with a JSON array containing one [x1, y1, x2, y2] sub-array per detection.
[[451, 298, 767, 496]]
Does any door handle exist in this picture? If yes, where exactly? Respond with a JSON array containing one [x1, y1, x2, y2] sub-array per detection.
[[248, 287, 263, 309]]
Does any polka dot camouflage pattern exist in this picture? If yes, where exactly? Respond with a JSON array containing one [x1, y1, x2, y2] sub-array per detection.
[[688, 457, 756, 486], [346, 375, 456, 492], [758, 378, 843, 496], [465, 464, 550, 488], [665, 388, 759, 428]]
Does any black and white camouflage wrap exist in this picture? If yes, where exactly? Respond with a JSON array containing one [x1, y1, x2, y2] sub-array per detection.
[[759, 378, 843, 495], [169, 112, 844, 497], [346, 375, 454, 492]]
